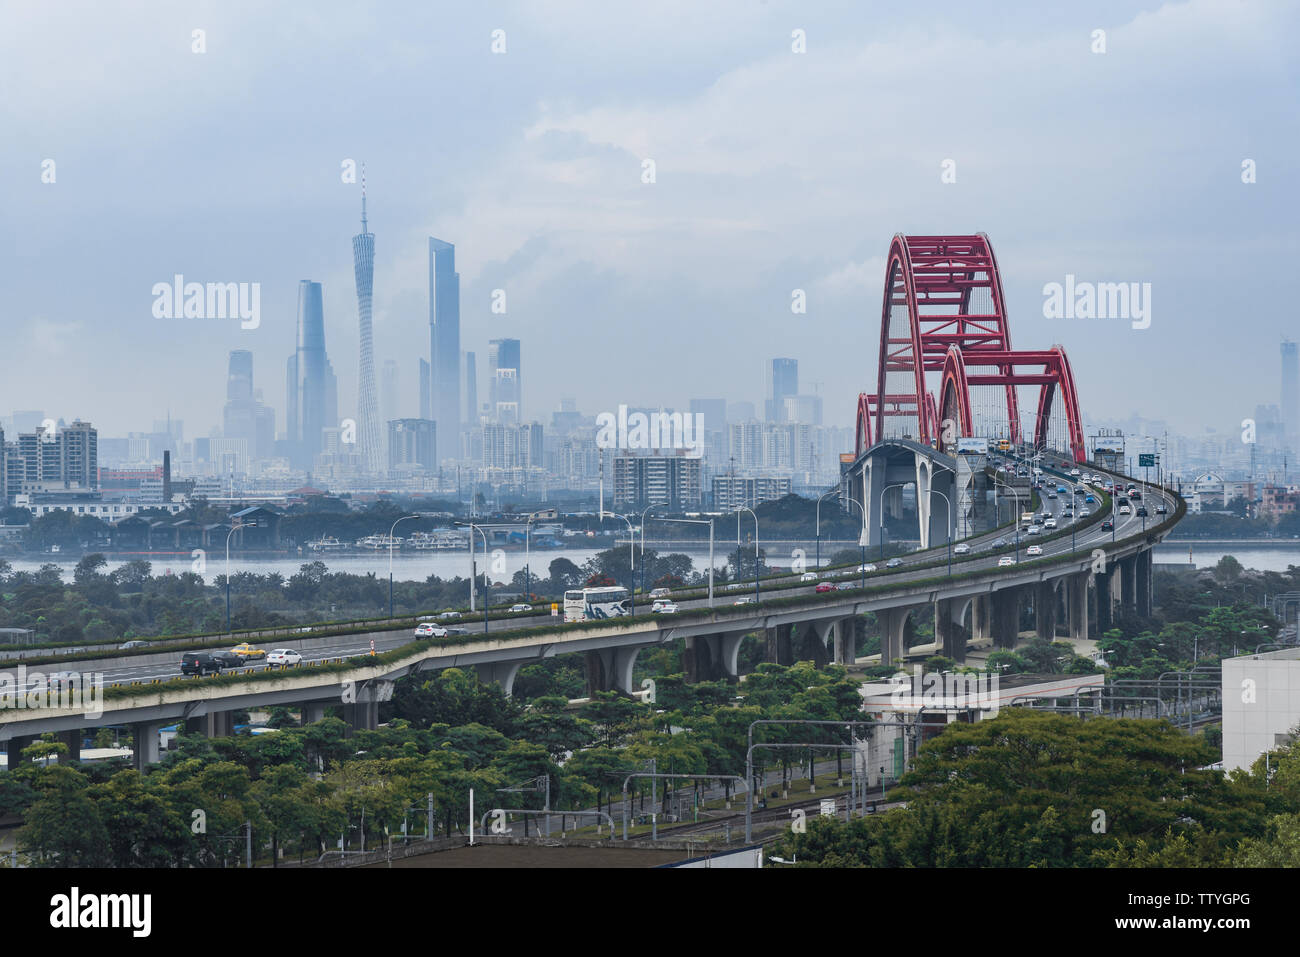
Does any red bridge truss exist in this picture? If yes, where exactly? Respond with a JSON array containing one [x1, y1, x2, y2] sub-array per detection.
[[855, 233, 1086, 462]]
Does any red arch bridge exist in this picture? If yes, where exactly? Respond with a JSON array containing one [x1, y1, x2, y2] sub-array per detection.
[[846, 233, 1087, 548]]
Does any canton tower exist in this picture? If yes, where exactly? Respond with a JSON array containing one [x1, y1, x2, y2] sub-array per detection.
[[352, 166, 383, 474]]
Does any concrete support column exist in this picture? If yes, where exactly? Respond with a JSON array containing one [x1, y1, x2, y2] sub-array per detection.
[[718, 633, 745, 682], [1120, 556, 1137, 612], [132, 723, 162, 770], [972, 594, 992, 642], [878, 607, 913, 666], [303, 702, 329, 725], [934, 598, 968, 662], [990, 589, 1021, 650], [1067, 573, 1090, 641], [765, 626, 793, 666], [684, 635, 722, 684], [4, 735, 35, 771], [185, 710, 235, 738], [832, 619, 854, 665], [1034, 582, 1058, 641], [805, 621, 832, 668], [1135, 550, 1153, 617], [342, 699, 379, 736], [476, 661, 523, 697], [58, 728, 81, 763], [1095, 570, 1113, 633]]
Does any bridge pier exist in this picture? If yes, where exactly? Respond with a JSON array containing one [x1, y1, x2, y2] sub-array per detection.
[[1135, 550, 1153, 617], [3, 735, 34, 771], [803, 621, 833, 668], [831, 618, 856, 665], [342, 680, 393, 736], [990, 590, 1020, 649], [58, 728, 81, 762], [1094, 569, 1114, 633], [765, 626, 793, 666], [132, 722, 162, 770], [877, 607, 914, 666], [1120, 556, 1137, 612], [971, 595, 992, 644], [684, 636, 722, 684], [1067, 573, 1090, 641], [1034, 582, 1058, 641], [476, 661, 523, 697], [303, 702, 330, 725], [185, 710, 235, 738], [934, 598, 968, 663]]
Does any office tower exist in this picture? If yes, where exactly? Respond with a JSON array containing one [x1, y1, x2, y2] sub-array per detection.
[[783, 394, 823, 425], [419, 358, 432, 421], [1283, 340, 1298, 442], [223, 351, 274, 461], [766, 358, 799, 422], [429, 238, 461, 464], [352, 174, 383, 474], [285, 280, 339, 469], [388, 419, 437, 472], [488, 337, 521, 424], [465, 351, 478, 426], [381, 360, 400, 425]]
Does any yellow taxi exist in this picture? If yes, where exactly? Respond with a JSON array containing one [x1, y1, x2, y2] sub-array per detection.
[[230, 643, 266, 660]]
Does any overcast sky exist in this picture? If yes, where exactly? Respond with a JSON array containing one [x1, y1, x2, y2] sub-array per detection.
[[3, 0, 1296, 440]]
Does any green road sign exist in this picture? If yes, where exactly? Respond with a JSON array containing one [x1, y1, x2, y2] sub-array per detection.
[[1138, 453, 1156, 467]]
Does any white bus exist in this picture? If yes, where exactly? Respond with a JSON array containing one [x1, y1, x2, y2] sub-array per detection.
[[564, 586, 632, 622]]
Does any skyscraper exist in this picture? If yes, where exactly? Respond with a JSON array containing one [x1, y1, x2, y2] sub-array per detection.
[[766, 358, 798, 422], [1283, 339, 1298, 443], [465, 351, 478, 425], [489, 337, 521, 424], [285, 280, 338, 469], [428, 238, 461, 464], [352, 172, 383, 473], [224, 350, 275, 462]]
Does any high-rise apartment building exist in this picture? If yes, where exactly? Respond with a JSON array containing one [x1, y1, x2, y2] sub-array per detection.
[[612, 453, 703, 508], [465, 351, 478, 426], [428, 238, 461, 464], [388, 419, 437, 472], [285, 280, 338, 470], [488, 338, 521, 424]]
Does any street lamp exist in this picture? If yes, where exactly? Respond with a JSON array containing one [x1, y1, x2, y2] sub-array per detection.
[[846, 498, 867, 589], [991, 475, 1022, 562], [815, 487, 839, 572], [878, 482, 907, 561], [388, 514, 418, 616], [931, 488, 953, 576], [661, 517, 714, 605], [640, 504, 658, 599], [225, 519, 245, 632], [601, 511, 635, 613], [734, 505, 759, 605], [456, 522, 490, 633], [523, 509, 546, 606]]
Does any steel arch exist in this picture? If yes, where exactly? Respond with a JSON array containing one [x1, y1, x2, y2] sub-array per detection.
[[860, 233, 1087, 462]]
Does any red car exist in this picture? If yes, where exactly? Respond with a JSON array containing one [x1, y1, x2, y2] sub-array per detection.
[[815, 582, 837, 593]]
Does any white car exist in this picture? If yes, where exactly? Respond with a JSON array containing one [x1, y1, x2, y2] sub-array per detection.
[[1026, 545, 1043, 556], [858, 563, 877, 572], [414, 622, 449, 638], [733, 596, 755, 606], [953, 543, 971, 555], [800, 572, 819, 582], [649, 588, 672, 599], [651, 600, 679, 614], [1079, 508, 1090, 517], [1044, 518, 1057, 529], [438, 611, 461, 620], [1026, 524, 1042, 535], [509, 603, 533, 613], [997, 556, 1017, 567], [1069, 468, 1081, 477], [266, 649, 303, 666]]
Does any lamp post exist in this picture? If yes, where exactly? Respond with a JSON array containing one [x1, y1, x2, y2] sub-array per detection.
[[846, 497, 867, 589], [601, 511, 635, 613], [815, 488, 839, 572], [930, 462, 956, 574], [388, 514, 418, 617], [992, 475, 1022, 562], [225, 520, 244, 632], [523, 509, 546, 606], [640, 504, 658, 599], [734, 505, 759, 605], [662, 517, 714, 605], [878, 482, 907, 561], [456, 522, 490, 633]]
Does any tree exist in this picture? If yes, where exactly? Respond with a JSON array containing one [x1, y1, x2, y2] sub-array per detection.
[[17, 765, 112, 866], [1214, 554, 1244, 583]]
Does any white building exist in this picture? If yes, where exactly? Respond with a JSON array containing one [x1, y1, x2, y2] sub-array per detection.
[[1221, 648, 1300, 771]]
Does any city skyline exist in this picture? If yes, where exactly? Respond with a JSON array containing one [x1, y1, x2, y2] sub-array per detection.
[[6, 1, 1296, 442]]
